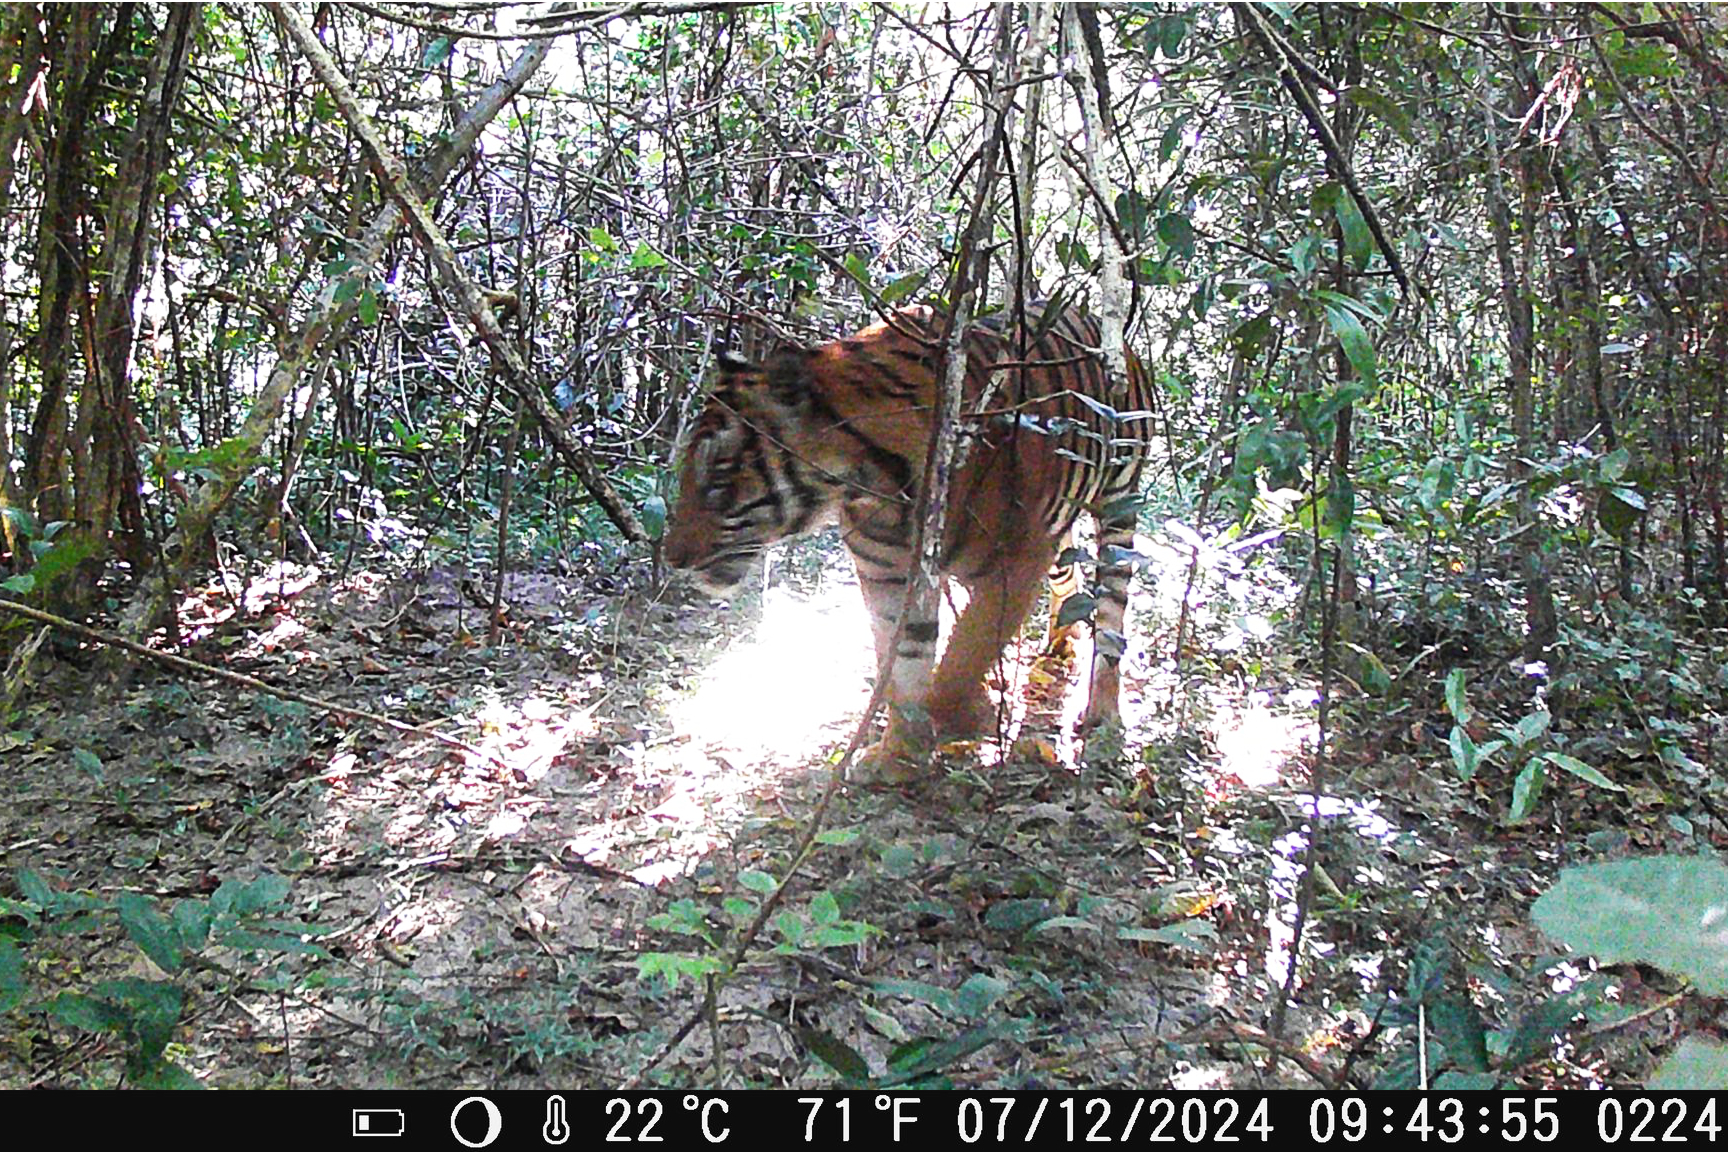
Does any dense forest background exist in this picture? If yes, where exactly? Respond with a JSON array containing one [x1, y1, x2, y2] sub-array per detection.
[[1, 0, 1726, 1091]]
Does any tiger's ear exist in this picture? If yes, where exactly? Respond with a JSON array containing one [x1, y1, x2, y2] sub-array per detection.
[[764, 347, 814, 407]]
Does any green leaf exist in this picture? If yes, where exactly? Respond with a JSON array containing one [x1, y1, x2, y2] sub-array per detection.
[[15, 870, 54, 908], [983, 899, 1053, 932], [1055, 594, 1096, 629], [422, 36, 453, 67], [1323, 302, 1377, 388], [869, 978, 958, 1017], [737, 870, 777, 894], [815, 828, 861, 846], [1117, 918, 1217, 951], [1448, 725, 1477, 782], [1345, 87, 1414, 142], [1444, 668, 1471, 725], [1419, 457, 1456, 512], [1430, 996, 1490, 1073], [357, 288, 379, 327], [1157, 213, 1195, 261], [810, 891, 840, 926], [1600, 447, 1631, 482], [1540, 752, 1623, 792], [629, 241, 667, 269], [1, 572, 34, 594], [117, 893, 185, 974], [1534, 858, 1728, 995], [1505, 710, 1551, 748], [1649, 1037, 1728, 1090], [1161, 12, 1187, 57], [1, 505, 39, 538], [843, 251, 871, 288], [878, 271, 928, 305], [639, 494, 666, 541], [49, 992, 130, 1034], [1599, 486, 1646, 539], [635, 952, 723, 989], [798, 1025, 871, 1084], [955, 972, 1009, 1018], [1509, 760, 1544, 822], [1332, 190, 1372, 270], [1230, 310, 1273, 356], [0, 938, 22, 1012]]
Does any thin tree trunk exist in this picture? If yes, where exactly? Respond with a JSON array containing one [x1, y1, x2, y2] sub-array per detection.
[[118, 30, 556, 641], [271, 3, 645, 546]]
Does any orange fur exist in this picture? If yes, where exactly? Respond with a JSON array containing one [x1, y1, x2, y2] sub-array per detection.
[[665, 303, 1151, 760]]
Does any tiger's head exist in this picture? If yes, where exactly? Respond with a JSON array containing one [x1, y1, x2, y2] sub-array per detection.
[[663, 348, 838, 594]]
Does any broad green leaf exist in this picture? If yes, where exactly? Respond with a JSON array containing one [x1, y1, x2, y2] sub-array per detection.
[[1157, 213, 1195, 261], [843, 251, 871, 288], [117, 893, 185, 974], [422, 35, 453, 67], [1509, 761, 1544, 822], [49, 992, 130, 1033], [798, 1026, 870, 1084], [1533, 858, 1728, 995], [1346, 87, 1414, 142], [1430, 996, 1490, 1073], [1448, 725, 1477, 782], [878, 271, 928, 305], [955, 972, 1009, 1018], [1118, 918, 1217, 951], [1324, 302, 1377, 388], [1333, 189, 1372, 270], [1444, 668, 1471, 724], [983, 898, 1053, 932], [1505, 710, 1551, 748], [1055, 594, 1096, 628], [639, 494, 666, 540], [1600, 447, 1630, 481], [738, 870, 777, 894], [0, 938, 21, 1012], [1540, 752, 1623, 792], [1649, 1037, 1728, 1090]]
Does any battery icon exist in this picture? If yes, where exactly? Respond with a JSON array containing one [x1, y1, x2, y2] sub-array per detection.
[[353, 1110, 406, 1137]]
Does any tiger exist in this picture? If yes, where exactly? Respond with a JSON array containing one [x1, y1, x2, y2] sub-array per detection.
[[663, 301, 1152, 769]]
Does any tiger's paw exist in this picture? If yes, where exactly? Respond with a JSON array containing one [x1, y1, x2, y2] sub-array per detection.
[[1041, 628, 1079, 663]]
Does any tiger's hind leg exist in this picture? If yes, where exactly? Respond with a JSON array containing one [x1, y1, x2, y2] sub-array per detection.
[[929, 550, 1053, 740], [1080, 506, 1136, 731], [1043, 526, 1081, 660]]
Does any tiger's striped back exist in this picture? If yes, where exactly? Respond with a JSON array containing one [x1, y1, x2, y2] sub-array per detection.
[[664, 302, 1151, 755]]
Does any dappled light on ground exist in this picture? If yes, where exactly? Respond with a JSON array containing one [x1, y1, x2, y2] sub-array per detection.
[[1209, 695, 1313, 790], [670, 578, 874, 762]]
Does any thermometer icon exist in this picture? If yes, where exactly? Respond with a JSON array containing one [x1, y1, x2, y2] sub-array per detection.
[[543, 1095, 570, 1145]]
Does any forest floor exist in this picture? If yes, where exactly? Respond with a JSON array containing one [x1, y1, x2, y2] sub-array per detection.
[[0, 536, 1695, 1089]]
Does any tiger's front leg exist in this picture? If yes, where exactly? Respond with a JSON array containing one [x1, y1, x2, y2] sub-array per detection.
[[851, 560, 940, 780]]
